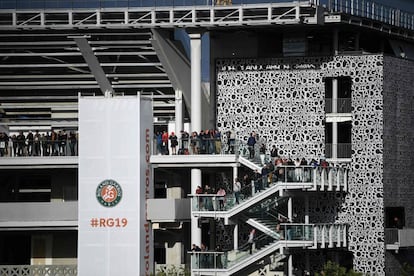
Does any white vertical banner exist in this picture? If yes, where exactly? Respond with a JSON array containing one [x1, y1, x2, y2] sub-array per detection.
[[78, 95, 153, 276]]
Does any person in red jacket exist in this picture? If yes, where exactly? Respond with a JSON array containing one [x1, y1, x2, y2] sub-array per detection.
[[161, 130, 169, 155]]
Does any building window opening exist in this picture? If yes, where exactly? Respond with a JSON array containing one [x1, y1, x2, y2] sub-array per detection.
[[325, 121, 351, 159], [325, 77, 352, 113], [385, 207, 405, 229]]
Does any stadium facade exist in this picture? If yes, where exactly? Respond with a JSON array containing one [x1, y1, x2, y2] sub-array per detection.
[[0, 0, 413, 275]]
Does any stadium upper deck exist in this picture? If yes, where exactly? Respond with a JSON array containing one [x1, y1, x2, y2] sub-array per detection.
[[0, 0, 412, 34]]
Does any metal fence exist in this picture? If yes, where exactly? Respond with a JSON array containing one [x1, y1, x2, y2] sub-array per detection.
[[0, 0, 312, 9], [328, 0, 414, 30], [0, 265, 77, 276]]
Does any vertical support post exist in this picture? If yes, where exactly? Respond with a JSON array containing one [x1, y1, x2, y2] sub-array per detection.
[[175, 90, 183, 137], [124, 11, 129, 24], [288, 197, 293, 222], [189, 33, 202, 133], [233, 223, 238, 251], [288, 254, 293, 276], [40, 12, 45, 26], [233, 166, 238, 181], [68, 11, 73, 26], [305, 195, 309, 224], [337, 224, 341, 247], [191, 169, 202, 247], [343, 225, 347, 247], [321, 225, 326, 248], [328, 225, 334, 248], [96, 11, 101, 26], [189, 31, 203, 250]]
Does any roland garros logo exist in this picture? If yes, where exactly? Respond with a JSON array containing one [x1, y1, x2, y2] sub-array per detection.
[[96, 179, 122, 207]]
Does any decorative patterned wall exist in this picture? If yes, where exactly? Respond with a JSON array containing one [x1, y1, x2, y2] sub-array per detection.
[[216, 55, 385, 275]]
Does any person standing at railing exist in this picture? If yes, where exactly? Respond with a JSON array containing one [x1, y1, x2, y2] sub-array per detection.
[[33, 130, 41, 156], [262, 164, 269, 188], [242, 173, 251, 198], [214, 130, 221, 154], [16, 131, 25, 156], [155, 131, 162, 155], [69, 131, 77, 156], [180, 130, 189, 151], [190, 131, 199, 154], [294, 158, 303, 182], [227, 130, 235, 154], [58, 130, 67, 156], [253, 169, 262, 193], [259, 143, 266, 165], [247, 132, 256, 159], [270, 145, 278, 162], [51, 130, 58, 156], [233, 178, 241, 204], [27, 130, 34, 156], [169, 132, 178, 155], [204, 185, 213, 211], [300, 157, 309, 181], [161, 130, 169, 155], [216, 187, 226, 210], [0, 132, 7, 157], [40, 133, 47, 156]]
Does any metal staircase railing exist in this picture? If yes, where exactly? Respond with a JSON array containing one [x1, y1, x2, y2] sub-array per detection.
[[190, 223, 348, 275], [190, 165, 348, 222]]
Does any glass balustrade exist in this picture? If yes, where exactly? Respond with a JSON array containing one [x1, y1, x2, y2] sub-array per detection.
[[0, 138, 78, 157], [190, 166, 348, 212], [190, 223, 346, 271], [152, 137, 241, 156], [190, 224, 315, 270]]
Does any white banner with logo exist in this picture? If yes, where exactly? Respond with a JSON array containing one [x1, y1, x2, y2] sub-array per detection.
[[78, 95, 153, 276]]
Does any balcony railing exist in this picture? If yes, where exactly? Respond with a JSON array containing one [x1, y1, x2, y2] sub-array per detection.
[[0, 138, 78, 157], [325, 143, 351, 158], [190, 165, 348, 212], [328, 0, 414, 31], [385, 228, 414, 250], [190, 223, 347, 270], [0, 265, 77, 276], [325, 98, 352, 113], [0, 0, 313, 9]]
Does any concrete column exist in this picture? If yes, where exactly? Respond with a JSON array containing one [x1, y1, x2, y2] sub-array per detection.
[[191, 169, 202, 247], [175, 89, 183, 136], [288, 254, 293, 276], [233, 224, 238, 251], [304, 195, 309, 224], [233, 165, 238, 181], [332, 78, 338, 159], [189, 33, 202, 133], [288, 197, 293, 222], [189, 32, 203, 248]]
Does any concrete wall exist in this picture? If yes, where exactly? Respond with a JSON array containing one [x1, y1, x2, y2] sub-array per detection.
[[383, 56, 414, 274]]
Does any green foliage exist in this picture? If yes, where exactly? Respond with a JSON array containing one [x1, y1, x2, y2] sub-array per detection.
[[154, 265, 190, 276], [401, 262, 414, 276], [315, 261, 363, 276]]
